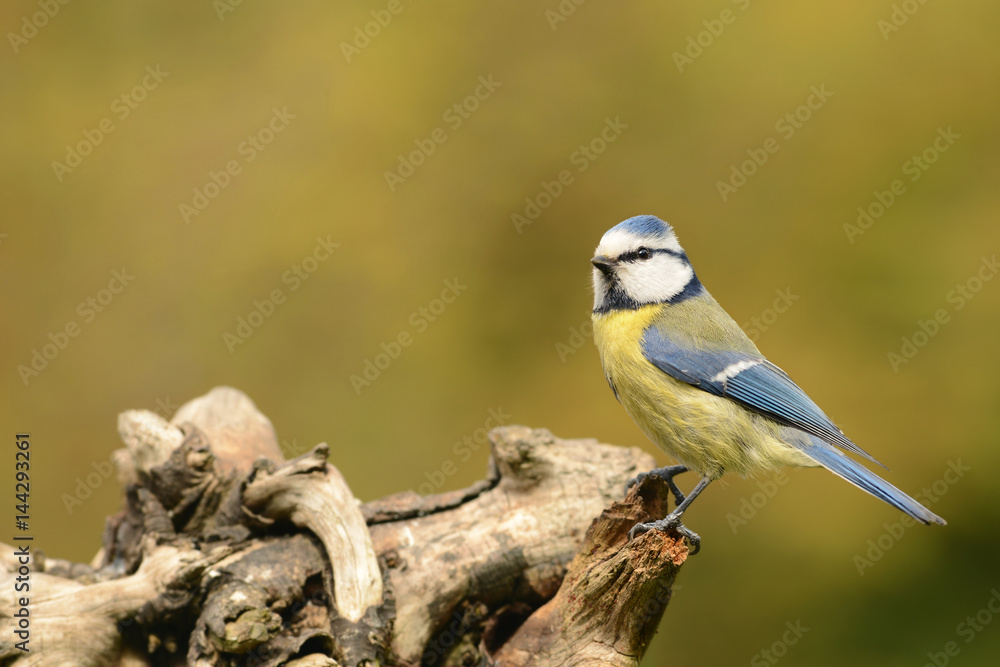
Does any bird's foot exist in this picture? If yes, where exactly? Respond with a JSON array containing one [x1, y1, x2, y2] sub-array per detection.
[[626, 464, 689, 506], [628, 512, 702, 555]]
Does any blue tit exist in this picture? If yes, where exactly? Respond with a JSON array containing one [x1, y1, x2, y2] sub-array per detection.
[[590, 215, 945, 553]]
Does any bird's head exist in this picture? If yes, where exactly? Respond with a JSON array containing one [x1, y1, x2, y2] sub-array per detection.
[[591, 215, 702, 313]]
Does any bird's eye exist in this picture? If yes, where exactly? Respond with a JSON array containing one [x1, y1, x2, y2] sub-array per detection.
[[636, 247, 651, 260]]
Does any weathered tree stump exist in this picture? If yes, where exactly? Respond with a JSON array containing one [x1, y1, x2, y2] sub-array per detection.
[[0, 387, 689, 666]]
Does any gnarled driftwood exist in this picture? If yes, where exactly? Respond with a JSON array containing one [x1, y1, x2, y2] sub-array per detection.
[[0, 387, 689, 666]]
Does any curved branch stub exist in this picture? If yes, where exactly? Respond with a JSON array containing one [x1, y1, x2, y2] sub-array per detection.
[[242, 445, 383, 623]]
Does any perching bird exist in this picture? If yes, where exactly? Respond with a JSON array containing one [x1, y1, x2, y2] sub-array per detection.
[[590, 215, 945, 553]]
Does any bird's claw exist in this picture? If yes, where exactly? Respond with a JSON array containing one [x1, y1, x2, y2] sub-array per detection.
[[627, 515, 702, 555], [626, 464, 689, 506], [625, 470, 651, 490]]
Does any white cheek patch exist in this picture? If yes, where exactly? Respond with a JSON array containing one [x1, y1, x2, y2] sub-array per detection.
[[615, 254, 694, 304]]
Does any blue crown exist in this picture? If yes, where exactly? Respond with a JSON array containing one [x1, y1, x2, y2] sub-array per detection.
[[615, 215, 672, 238]]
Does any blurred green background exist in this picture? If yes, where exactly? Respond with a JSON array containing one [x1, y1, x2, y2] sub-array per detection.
[[2, 1, 999, 664]]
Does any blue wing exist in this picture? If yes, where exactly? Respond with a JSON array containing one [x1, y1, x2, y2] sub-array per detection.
[[641, 326, 886, 468]]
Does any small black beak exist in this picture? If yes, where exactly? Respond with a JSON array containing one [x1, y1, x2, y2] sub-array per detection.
[[591, 255, 615, 278]]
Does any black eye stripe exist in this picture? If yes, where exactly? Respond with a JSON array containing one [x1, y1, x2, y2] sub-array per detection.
[[619, 247, 681, 262]]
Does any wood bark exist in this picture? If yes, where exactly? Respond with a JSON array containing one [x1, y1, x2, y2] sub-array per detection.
[[0, 387, 689, 666]]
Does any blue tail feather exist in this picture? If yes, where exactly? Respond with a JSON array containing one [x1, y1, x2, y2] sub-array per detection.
[[794, 435, 946, 526]]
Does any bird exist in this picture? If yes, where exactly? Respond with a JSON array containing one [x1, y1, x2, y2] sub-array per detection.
[[589, 215, 945, 554]]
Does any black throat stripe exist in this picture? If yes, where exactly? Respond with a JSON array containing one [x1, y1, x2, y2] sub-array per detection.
[[593, 273, 704, 314]]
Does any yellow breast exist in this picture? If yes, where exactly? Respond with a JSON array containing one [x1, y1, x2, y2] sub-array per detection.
[[591, 305, 813, 478]]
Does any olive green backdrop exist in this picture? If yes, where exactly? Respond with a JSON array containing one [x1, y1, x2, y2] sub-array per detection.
[[2, 1, 999, 665]]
